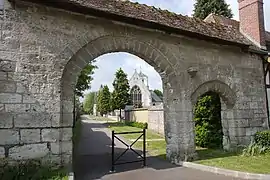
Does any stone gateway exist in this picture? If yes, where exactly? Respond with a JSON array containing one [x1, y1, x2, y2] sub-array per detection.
[[0, 0, 269, 166]]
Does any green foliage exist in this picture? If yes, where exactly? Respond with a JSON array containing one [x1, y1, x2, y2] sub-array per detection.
[[242, 142, 269, 156], [193, 0, 233, 20], [125, 121, 148, 129], [153, 89, 163, 99], [75, 64, 97, 97], [110, 90, 117, 112], [75, 95, 83, 120], [112, 68, 131, 110], [0, 162, 68, 180], [255, 130, 270, 147], [97, 85, 111, 116], [83, 92, 96, 114], [194, 92, 222, 148]]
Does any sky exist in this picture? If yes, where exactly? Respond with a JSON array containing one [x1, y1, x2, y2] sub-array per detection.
[[86, 0, 270, 95]]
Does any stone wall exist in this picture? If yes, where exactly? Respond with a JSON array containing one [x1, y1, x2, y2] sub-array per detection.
[[0, 0, 268, 166], [148, 105, 165, 135], [126, 104, 165, 135], [129, 108, 149, 124]]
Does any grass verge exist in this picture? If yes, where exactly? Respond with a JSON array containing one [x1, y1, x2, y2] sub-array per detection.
[[195, 148, 270, 174]]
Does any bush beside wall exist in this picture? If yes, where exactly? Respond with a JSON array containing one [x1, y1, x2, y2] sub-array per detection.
[[194, 92, 223, 148], [125, 121, 148, 129], [255, 130, 270, 147]]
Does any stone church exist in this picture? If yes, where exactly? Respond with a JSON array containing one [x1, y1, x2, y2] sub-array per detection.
[[129, 70, 162, 108]]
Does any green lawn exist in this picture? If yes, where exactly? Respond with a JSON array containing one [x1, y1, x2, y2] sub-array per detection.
[[107, 122, 166, 158], [195, 148, 270, 174], [106, 121, 270, 174]]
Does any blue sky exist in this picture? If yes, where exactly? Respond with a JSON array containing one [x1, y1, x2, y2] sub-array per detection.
[[86, 0, 270, 94]]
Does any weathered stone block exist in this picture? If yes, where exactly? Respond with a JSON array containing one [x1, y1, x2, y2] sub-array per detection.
[[233, 119, 249, 128], [20, 129, 41, 143], [0, 72, 7, 80], [0, 113, 13, 128], [0, 93, 22, 103], [14, 113, 51, 128], [23, 94, 36, 103], [42, 128, 72, 142], [51, 113, 73, 127], [5, 104, 31, 112], [249, 118, 263, 127], [0, 130, 19, 145], [62, 100, 73, 113], [16, 83, 28, 93], [0, 60, 16, 72], [42, 129, 59, 142], [9, 143, 49, 160], [0, 81, 16, 93], [0, 147, 5, 158], [50, 141, 72, 154]]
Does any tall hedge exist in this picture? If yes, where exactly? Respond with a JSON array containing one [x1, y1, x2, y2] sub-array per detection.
[[194, 91, 223, 148]]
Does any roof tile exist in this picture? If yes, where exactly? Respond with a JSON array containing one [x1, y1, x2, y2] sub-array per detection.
[[25, 0, 251, 46]]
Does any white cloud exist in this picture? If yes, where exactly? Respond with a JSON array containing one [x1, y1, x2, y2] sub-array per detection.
[[84, 0, 270, 97]]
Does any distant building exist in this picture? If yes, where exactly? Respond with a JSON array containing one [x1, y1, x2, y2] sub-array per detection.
[[129, 69, 162, 108]]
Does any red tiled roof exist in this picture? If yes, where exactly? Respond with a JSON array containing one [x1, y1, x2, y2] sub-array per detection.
[[19, 0, 251, 47], [205, 13, 270, 44]]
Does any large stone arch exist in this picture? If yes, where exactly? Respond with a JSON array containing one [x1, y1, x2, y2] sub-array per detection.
[[60, 35, 177, 102], [59, 34, 182, 163], [190, 80, 237, 150]]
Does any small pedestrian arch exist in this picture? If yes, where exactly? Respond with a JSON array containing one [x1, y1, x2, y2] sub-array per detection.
[[191, 80, 237, 109]]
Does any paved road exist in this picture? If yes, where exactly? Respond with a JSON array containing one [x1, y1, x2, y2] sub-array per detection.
[[74, 115, 244, 180]]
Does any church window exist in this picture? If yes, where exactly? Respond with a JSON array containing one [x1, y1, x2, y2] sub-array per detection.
[[131, 85, 142, 108]]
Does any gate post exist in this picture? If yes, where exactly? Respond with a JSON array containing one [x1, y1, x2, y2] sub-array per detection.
[[143, 128, 146, 167], [111, 130, 115, 172]]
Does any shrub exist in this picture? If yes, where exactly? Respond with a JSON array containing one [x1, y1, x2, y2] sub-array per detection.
[[125, 121, 148, 129], [255, 130, 270, 147], [194, 92, 223, 148], [242, 142, 269, 156]]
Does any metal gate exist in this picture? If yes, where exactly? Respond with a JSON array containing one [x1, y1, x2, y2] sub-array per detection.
[[111, 129, 146, 172]]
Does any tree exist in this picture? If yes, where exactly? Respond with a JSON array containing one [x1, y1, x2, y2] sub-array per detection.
[[193, 0, 233, 20], [110, 90, 117, 112], [112, 68, 131, 118], [75, 64, 97, 97], [153, 89, 163, 100], [97, 85, 111, 116], [83, 92, 96, 114], [97, 85, 103, 115]]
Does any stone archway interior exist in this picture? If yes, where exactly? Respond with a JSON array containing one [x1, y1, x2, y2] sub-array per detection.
[[191, 80, 237, 150]]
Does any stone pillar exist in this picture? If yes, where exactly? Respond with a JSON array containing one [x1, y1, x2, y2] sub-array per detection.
[[164, 95, 197, 163]]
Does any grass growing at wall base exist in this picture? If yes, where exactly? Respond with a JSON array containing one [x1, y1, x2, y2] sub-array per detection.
[[195, 148, 270, 174], [0, 162, 68, 180]]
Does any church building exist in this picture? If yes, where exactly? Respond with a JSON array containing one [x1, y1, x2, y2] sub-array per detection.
[[129, 70, 162, 108]]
